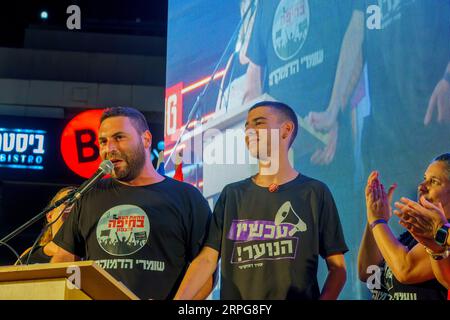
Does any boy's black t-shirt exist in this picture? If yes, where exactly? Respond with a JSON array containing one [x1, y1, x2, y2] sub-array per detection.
[[53, 177, 211, 300], [206, 174, 348, 300]]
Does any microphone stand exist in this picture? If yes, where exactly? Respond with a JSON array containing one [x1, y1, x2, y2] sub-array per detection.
[[0, 190, 76, 250], [0, 160, 112, 264], [164, 0, 257, 169]]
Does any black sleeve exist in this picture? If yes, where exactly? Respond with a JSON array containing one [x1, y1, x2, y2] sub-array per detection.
[[186, 187, 212, 262], [52, 200, 86, 258], [204, 187, 227, 253], [318, 185, 348, 258], [339, 0, 357, 33], [352, 0, 366, 13], [245, 1, 267, 67]]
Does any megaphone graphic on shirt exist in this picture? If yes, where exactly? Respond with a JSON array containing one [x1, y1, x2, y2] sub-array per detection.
[[274, 201, 307, 236]]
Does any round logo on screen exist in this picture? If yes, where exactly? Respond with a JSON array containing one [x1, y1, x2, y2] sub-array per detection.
[[96, 205, 150, 256], [272, 0, 310, 61], [60, 109, 104, 179]]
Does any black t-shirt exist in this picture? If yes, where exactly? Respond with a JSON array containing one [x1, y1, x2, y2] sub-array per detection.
[[371, 232, 447, 300], [53, 177, 211, 300], [356, 0, 450, 141], [246, 0, 352, 116], [205, 174, 348, 300]]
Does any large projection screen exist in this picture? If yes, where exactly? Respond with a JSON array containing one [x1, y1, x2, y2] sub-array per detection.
[[166, 0, 450, 299]]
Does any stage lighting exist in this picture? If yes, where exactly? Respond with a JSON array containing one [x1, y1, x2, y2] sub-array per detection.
[[40, 11, 48, 20]]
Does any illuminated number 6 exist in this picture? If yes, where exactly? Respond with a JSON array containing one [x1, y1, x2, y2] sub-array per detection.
[[166, 94, 178, 136]]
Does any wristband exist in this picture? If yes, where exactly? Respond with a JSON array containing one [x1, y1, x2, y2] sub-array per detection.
[[370, 219, 387, 230]]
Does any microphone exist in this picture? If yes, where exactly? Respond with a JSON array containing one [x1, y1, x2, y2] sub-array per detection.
[[68, 160, 114, 204], [0, 160, 113, 255]]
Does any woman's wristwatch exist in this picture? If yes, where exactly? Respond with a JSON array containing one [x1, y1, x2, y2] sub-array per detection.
[[434, 223, 450, 247]]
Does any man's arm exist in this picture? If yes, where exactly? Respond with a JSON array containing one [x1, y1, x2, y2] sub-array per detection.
[[357, 223, 384, 282], [425, 61, 450, 125], [191, 272, 215, 300], [307, 9, 364, 165], [174, 246, 219, 300], [242, 61, 263, 105], [50, 243, 79, 263], [308, 9, 365, 131], [319, 253, 347, 300], [330, 9, 365, 111]]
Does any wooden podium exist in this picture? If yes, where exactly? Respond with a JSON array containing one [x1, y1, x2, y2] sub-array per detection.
[[0, 261, 139, 300]]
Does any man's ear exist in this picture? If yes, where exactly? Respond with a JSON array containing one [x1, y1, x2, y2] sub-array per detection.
[[142, 130, 152, 149], [282, 121, 294, 141]]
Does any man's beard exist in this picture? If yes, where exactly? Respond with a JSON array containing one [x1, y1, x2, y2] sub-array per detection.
[[108, 143, 146, 182]]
